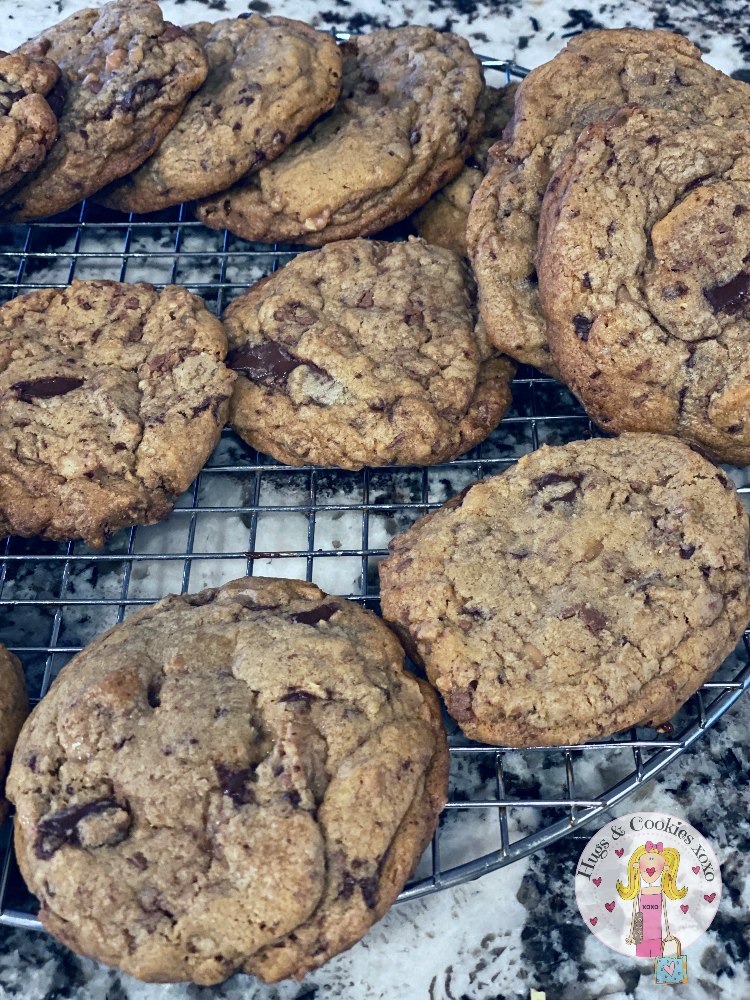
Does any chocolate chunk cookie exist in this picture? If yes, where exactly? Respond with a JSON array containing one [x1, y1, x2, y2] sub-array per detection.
[[413, 84, 516, 256], [196, 27, 484, 245], [98, 15, 342, 214], [1, 0, 208, 220], [380, 434, 750, 747], [539, 106, 750, 466], [0, 280, 235, 546], [0, 645, 27, 825], [0, 51, 60, 196], [467, 28, 750, 375], [8, 576, 448, 984], [223, 238, 514, 470]]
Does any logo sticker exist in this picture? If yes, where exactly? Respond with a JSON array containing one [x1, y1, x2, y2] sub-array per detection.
[[575, 812, 722, 985]]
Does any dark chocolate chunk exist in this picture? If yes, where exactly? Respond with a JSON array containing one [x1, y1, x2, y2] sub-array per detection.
[[534, 471, 584, 510], [579, 605, 607, 634], [215, 763, 257, 807], [704, 271, 749, 315], [359, 874, 379, 909], [120, 77, 161, 113], [227, 342, 329, 387], [290, 602, 339, 626], [35, 798, 127, 860], [680, 543, 696, 559], [279, 689, 317, 703], [12, 376, 83, 401], [573, 314, 593, 340]]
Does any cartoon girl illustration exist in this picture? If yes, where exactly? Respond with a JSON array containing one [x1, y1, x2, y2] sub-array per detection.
[[616, 840, 688, 958]]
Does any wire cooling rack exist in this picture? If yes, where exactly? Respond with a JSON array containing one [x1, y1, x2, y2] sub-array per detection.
[[1, 52, 750, 934]]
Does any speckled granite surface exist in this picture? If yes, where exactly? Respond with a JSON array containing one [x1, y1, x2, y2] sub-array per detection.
[[1, 3, 749, 999]]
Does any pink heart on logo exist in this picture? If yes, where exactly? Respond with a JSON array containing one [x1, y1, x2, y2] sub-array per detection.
[[615, 848, 624, 857], [593, 877, 602, 887], [692, 866, 701, 874], [605, 901, 616, 913], [662, 961, 675, 976], [646, 867, 656, 877], [681, 904, 689, 913], [590, 917, 598, 926], [704, 893, 717, 903]]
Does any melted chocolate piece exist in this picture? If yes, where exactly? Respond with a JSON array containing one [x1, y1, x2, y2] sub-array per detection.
[[534, 471, 584, 510], [704, 271, 750, 315], [35, 798, 125, 860], [279, 689, 317, 703], [12, 376, 83, 401], [215, 763, 257, 807], [290, 603, 339, 626], [227, 342, 328, 387], [227, 342, 301, 384]]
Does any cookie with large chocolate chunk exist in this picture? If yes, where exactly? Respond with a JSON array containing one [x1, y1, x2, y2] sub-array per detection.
[[0, 50, 60, 196], [223, 238, 514, 469], [467, 28, 750, 375], [380, 434, 750, 746], [539, 106, 750, 465], [98, 14, 342, 213], [1, 0, 207, 220], [413, 84, 516, 256], [196, 27, 484, 244], [8, 576, 448, 984], [0, 279, 235, 546], [0, 645, 27, 825]]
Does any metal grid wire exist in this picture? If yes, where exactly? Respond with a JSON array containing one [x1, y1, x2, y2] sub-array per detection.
[[1, 53, 750, 933]]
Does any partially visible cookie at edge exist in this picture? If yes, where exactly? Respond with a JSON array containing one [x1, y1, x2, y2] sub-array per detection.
[[0, 279, 235, 547], [196, 27, 484, 245], [0, 50, 60, 196], [1, 0, 208, 220], [380, 433, 750, 747], [413, 83, 516, 256], [8, 575, 448, 984], [538, 105, 750, 466], [223, 238, 514, 470], [467, 28, 750, 377], [98, 14, 342, 213], [0, 645, 28, 826]]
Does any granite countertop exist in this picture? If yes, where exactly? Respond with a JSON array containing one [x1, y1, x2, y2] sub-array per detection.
[[1, 3, 750, 999]]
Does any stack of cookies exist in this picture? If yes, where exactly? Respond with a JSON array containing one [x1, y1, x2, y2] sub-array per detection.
[[2, 7, 750, 988]]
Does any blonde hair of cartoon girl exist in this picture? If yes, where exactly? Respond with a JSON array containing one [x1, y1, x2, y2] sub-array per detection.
[[616, 842, 688, 959]]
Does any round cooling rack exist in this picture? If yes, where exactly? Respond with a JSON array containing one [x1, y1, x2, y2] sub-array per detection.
[[1, 49, 749, 931]]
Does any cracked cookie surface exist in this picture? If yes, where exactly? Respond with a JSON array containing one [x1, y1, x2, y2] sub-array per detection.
[[0, 50, 60, 196], [98, 14, 342, 213], [413, 84, 516, 257], [467, 28, 750, 376], [0, 645, 27, 826], [1, 0, 208, 220], [8, 576, 448, 984], [196, 27, 484, 245], [538, 106, 750, 466], [379, 434, 750, 747], [223, 238, 514, 470], [0, 279, 234, 546]]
